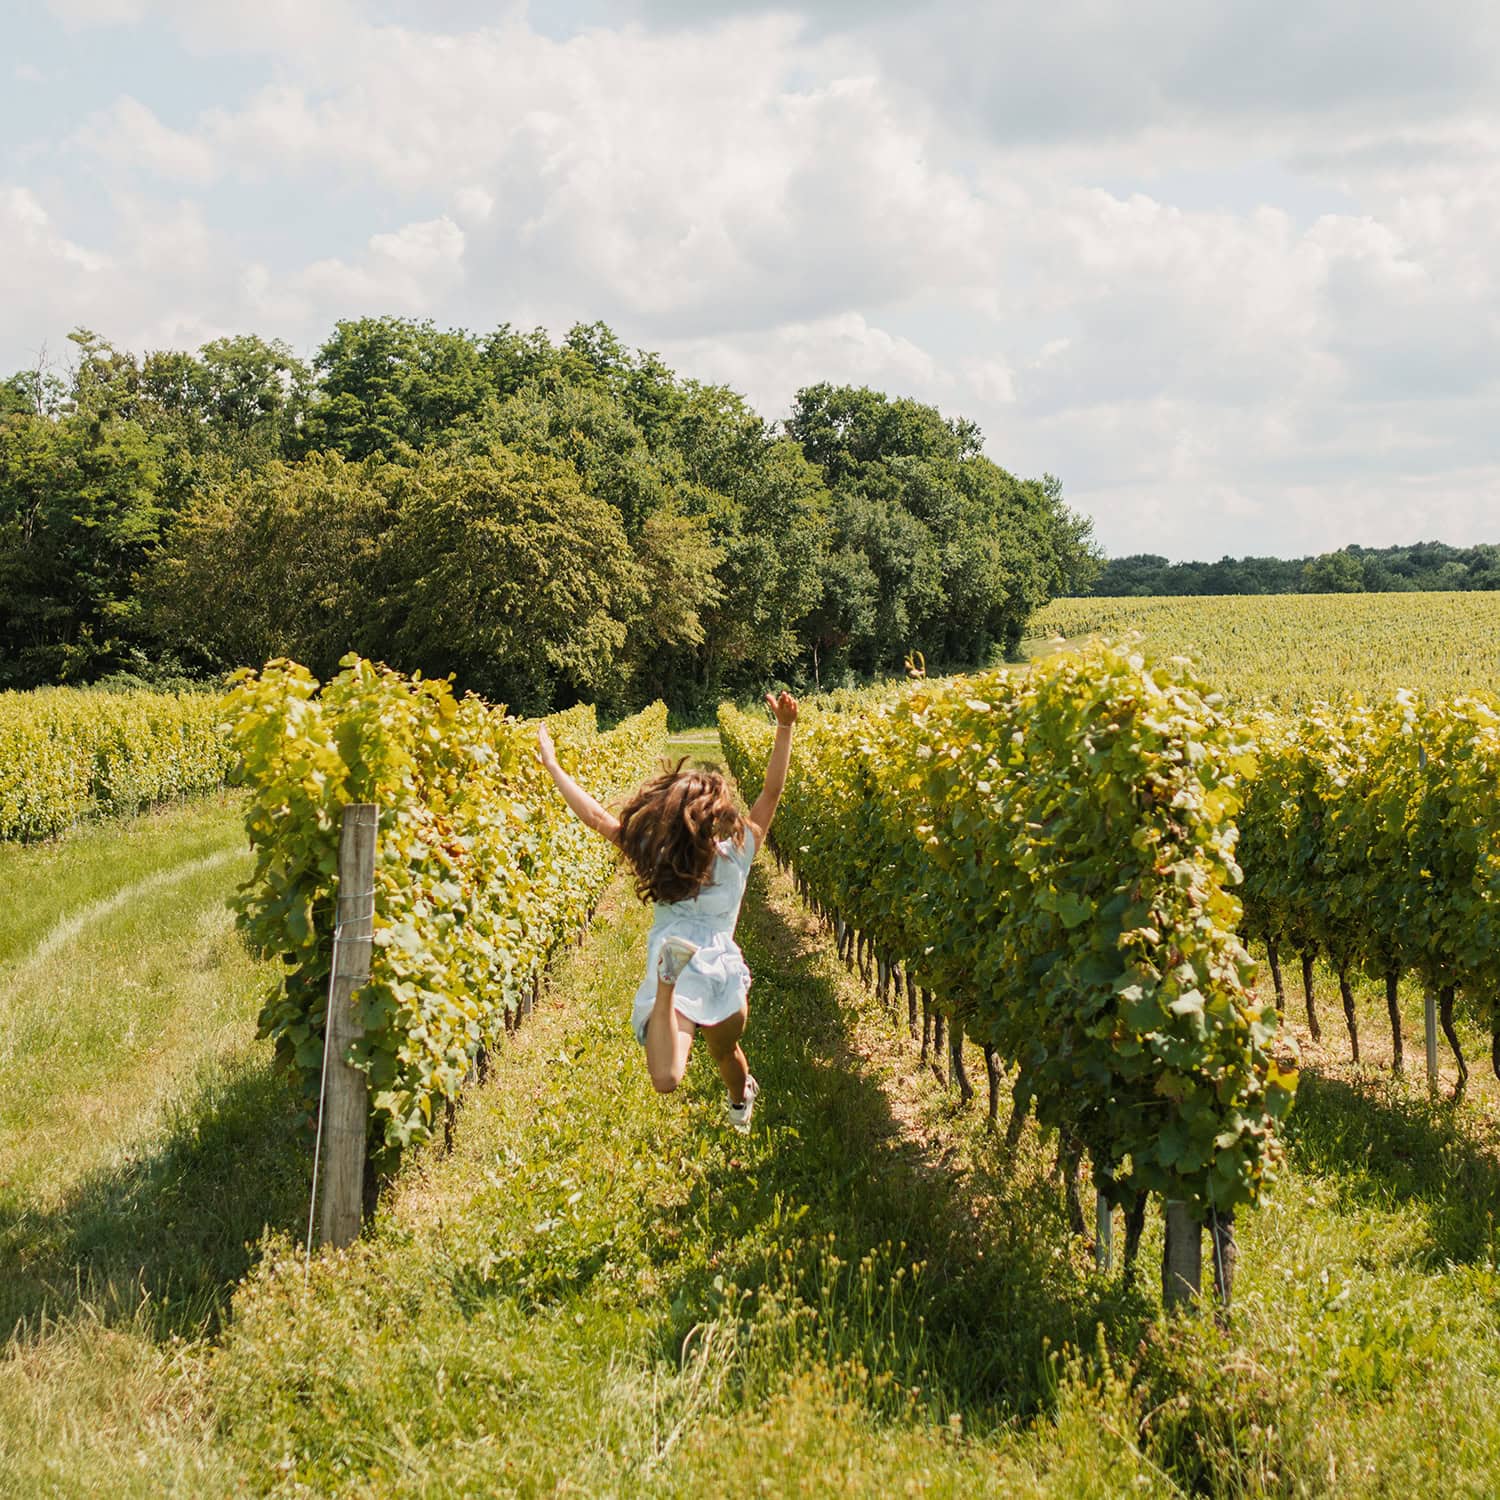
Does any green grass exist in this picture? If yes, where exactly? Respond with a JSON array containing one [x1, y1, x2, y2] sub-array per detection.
[[0, 795, 310, 1456], [1249, 944, 1500, 1114], [200, 850, 1500, 1497], [7, 767, 1500, 1495], [0, 796, 277, 1199]]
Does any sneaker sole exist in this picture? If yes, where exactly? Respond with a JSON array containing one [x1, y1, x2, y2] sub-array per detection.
[[658, 938, 698, 984]]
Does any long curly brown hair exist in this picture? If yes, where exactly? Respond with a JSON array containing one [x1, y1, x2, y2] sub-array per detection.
[[616, 759, 746, 905]]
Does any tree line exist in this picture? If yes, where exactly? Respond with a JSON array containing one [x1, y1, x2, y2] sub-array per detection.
[[0, 320, 1099, 714], [1088, 541, 1500, 598]]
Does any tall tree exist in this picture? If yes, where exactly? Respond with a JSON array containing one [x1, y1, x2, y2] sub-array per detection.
[[306, 318, 490, 459], [381, 445, 642, 713], [0, 406, 166, 684], [147, 452, 391, 678]]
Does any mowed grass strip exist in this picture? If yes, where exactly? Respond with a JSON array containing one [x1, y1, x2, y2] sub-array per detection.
[[0, 794, 244, 967], [0, 796, 265, 1200], [1, 795, 311, 1343]]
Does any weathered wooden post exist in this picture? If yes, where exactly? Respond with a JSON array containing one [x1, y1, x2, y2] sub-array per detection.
[[1096, 1192, 1114, 1272], [1424, 986, 1439, 1091], [1162, 1200, 1201, 1309], [318, 803, 377, 1249]]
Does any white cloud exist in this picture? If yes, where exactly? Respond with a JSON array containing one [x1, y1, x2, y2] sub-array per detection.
[[659, 312, 947, 417], [962, 357, 1017, 406], [13, 62, 47, 83], [452, 185, 495, 224], [0, 187, 111, 369], [12, 2, 1500, 558], [258, 215, 469, 328], [47, 0, 357, 52], [73, 97, 218, 183], [142, 16, 989, 335], [860, 1, 1500, 147], [46, 0, 145, 24], [1, 186, 111, 279], [368, 214, 465, 271]]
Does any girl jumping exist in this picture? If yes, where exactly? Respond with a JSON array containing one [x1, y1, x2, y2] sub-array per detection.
[[537, 692, 798, 1132]]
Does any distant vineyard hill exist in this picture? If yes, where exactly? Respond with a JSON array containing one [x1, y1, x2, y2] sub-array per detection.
[[1084, 541, 1500, 597], [1027, 592, 1500, 706]]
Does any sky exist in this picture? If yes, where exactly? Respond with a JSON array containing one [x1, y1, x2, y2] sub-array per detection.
[[5, 1, 1500, 561]]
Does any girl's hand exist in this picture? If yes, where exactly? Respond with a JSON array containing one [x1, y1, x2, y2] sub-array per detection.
[[537, 723, 557, 767], [764, 691, 799, 727]]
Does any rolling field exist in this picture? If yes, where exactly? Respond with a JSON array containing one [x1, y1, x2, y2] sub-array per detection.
[[1027, 592, 1500, 706]]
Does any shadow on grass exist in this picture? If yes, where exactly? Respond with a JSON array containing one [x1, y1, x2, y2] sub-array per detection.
[[0, 1054, 311, 1345], [643, 862, 1153, 1424], [1281, 1068, 1500, 1266]]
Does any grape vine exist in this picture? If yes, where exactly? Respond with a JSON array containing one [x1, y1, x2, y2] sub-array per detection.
[[227, 654, 667, 1165], [0, 686, 230, 841], [720, 641, 1296, 1220]]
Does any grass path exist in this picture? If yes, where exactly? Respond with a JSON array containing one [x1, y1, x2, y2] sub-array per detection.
[[0, 795, 310, 1349], [0, 795, 245, 967], [0, 797, 265, 1201]]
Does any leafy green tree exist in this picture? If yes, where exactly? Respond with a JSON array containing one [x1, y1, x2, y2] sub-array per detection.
[[2, 317, 1112, 703], [147, 452, 391, 677], [139, 335, 310, 457], [466, 380, 673, 537], [0, 406, 166, 685], [1302, 550, 1366, 593], [787, 382, 979, 483], [669, 395, 829, 697], [1, 365, 66, 419], [623, 505, 724, 697], [787, 384, 1097, 672], [800, 544, 879, 688], [65, 328, 144, 422], [306, 318, 490, 459], [381, 445, 642, 713]]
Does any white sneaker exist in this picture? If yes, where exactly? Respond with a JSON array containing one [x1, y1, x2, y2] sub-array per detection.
[[657, 936, 699, 985], [726, 1075, 759, 1134]]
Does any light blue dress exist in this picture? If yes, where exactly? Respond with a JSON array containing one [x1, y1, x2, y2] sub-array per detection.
[[631, 827, 756, 1043]]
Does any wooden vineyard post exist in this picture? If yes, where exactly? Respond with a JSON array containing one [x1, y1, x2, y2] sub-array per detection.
[[1424, 986, 1439, 1091], [1162, 1201, 1201, 1309], [318, 803, 378, 1249], [1095, 1192, 1113, 1272]]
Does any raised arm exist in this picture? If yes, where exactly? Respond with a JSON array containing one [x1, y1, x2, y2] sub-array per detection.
[[746, 691, 798, 846], [537, 724, 621, 844]]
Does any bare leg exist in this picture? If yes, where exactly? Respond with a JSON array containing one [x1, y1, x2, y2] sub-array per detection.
[[644, 975, 696, 1093], [700, 1005, 751, 1105]]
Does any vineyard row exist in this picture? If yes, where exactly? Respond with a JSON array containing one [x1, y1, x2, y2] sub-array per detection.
[[720, 642, 1295, 1250], [0, 686, 231, 841], [1239, 693, 1500, 1088], [228, 655, 667, 1168]]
